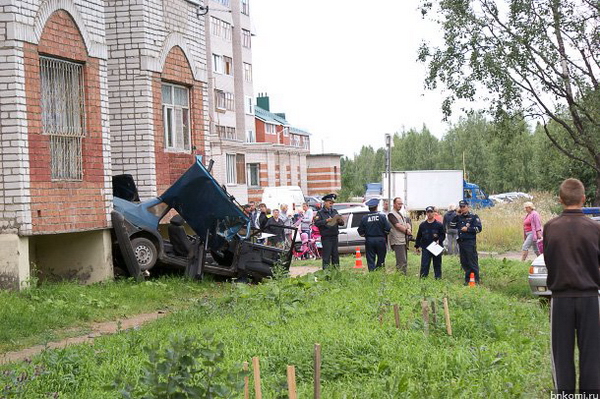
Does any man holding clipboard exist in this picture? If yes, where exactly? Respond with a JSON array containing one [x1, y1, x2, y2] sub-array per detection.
[[314, 193, 344, 269], [415, 206, 446, 279]]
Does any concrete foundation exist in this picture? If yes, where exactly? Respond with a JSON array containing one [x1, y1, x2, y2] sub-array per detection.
[[0, 235, 31, 290], [30, 229, 113, 284]]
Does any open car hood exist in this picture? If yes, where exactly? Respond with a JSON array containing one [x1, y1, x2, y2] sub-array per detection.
[[160, 156, 249, 241]]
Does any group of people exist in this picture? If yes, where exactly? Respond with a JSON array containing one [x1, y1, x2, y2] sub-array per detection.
[[241, 201, 317, 247], [313, 194, 483, 285]]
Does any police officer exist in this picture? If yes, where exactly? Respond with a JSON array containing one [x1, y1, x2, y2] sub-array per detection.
[[450, 200, 483, 284], [358, 198, 392, 271], [314, 193, 344, 269]]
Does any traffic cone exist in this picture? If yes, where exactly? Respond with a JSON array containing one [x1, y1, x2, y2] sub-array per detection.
[[468, 272, 476, 287], [354, 247, 363, 269]]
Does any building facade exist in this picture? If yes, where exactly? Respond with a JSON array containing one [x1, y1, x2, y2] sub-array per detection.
[[0, 0, 341, 289]]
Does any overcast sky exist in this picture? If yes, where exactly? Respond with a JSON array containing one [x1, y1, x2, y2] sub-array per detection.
[[250, 0, 453, 158]]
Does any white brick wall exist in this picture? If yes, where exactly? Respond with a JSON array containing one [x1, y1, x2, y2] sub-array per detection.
[[106, 0, 208, 199]]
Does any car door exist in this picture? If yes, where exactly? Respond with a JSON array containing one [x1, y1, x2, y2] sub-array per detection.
[[346, 211, 369, 250], [337, 213, 351, 249]]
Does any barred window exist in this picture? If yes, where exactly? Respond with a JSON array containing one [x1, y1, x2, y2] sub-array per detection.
[[40, 56, 85, 181], [162, 83, 191, 152]]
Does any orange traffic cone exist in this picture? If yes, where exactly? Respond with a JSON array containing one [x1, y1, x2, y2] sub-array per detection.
[[468, 272, 476, 286], [354, 247, 363, 269]]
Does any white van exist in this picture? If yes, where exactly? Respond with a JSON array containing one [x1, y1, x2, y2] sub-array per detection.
[[261, 186, 305, 214]]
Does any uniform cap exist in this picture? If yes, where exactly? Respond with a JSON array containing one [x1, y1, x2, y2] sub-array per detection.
[[322, 193, 337, 202], [458, 200, 468, 207], [366, 198, 379, 207], [425, 206, 434, 212]]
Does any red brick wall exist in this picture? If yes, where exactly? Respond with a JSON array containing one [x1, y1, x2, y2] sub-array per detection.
[[248, 164, 269, 202], [307, 166, 342, 195], [254, 119, 278, 144], [25, 10, 107, 234], [153, 46, 204, 193]]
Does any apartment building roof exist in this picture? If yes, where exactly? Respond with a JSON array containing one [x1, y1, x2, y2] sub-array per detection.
[[255, 106, 311, 136], [255, 106, 289, 126]]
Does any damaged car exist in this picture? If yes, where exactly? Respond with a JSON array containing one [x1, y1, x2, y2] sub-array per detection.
[[111, 156, 295, 281]]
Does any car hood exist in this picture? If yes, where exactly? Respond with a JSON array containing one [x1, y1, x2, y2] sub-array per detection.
[[160, 156, 249, 241]]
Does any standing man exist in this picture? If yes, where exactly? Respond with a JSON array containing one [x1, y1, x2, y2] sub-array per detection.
[[443, 204, 459, 255], [314, 193, 344, 269], [358, 198, 392, 271], [450, 200, 482, 285], [300, 203, 314, 237], [249, 201, 260, 229], [415, 206, 445, 279], [544, 178, 600, 394], [388, 197, 411, 274], [257, 203, 268, 230]]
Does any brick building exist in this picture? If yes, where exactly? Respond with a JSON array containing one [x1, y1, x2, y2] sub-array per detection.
[[0, 0, 341, 289], [307, 154, 342, 196]]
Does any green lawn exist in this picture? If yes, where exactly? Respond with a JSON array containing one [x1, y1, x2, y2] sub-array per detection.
[[1, 254, 552, 398]]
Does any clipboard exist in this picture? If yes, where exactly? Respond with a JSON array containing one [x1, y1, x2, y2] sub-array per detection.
[[327, 215, 343, 226], [426, 242, 444, 256]]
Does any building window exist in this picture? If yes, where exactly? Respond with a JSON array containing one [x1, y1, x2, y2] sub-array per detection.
[[242, 29, 251, 48], [265, 123, 276, 135], [243, 63, 252, 82], [247, 163, 259, 187], [236, 154, 246, 184], [40, 56, 86, 181], [162, 83, 191, 152], [212, 0, 230, 6], [303, 137, 309, 150], [241, 0, 250, 15], [245, 96, 254, 115], [211, 17, 232, 41], [217, 125, 236, 140], [283, 127, 289, 137], [226, 153, 246, 184], [224, 56, 233, 75], [216, 90, 234, 111], [226, 154, 236, 184], [213, 54, 223, 74], [246, 130, 255, 142]]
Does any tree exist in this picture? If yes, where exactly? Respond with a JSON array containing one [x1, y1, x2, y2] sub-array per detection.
[[419, 0, 600, 204]]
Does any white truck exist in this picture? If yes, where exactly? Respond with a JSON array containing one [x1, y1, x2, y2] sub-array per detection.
[[382, 170, 463, 212]]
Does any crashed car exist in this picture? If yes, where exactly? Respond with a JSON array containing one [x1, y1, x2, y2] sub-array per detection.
[[111, 156, 294, 281]]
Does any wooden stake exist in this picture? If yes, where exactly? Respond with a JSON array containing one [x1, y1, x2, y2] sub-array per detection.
[[243, 361, 249, 399], [421, 300, 430, 336], [393, 304, 400, 329], [314, 343, 321, 399], [252, 356, 262, 399], [287, 365, 297, 399], [443, 297, 453, 336], [431, 300, 437, 325], [379, 307, 385, 326]]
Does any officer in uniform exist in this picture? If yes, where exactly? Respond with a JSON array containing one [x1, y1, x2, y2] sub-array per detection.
[[314, 193, 344, 269], [358, 198, 392, 271], [450, 200, 483, 284]]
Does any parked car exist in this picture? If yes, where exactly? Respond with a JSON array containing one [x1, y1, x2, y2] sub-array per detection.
[[111, 156, 293, 281], [528, 214, 600, 299], [336, 206, 370, 253], [490, 192, 533, 204], [332, 202, 364, 211]]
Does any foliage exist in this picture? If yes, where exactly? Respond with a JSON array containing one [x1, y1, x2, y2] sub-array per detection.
[[341, 113, 598, 202], [418, 0, 600, 203], [116, 333, 246, 399], [0, 256, 552, 398]]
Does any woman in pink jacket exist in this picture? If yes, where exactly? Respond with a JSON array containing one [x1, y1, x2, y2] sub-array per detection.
[[521, 201, 543, 261]]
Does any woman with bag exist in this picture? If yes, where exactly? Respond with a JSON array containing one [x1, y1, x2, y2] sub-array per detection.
[[521, 201, 543, 261]]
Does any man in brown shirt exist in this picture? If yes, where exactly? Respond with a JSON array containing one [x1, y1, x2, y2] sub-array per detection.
[[544, 178, 600, 394]]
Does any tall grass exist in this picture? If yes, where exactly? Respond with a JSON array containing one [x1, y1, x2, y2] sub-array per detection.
[[471, 191, 558, 252]]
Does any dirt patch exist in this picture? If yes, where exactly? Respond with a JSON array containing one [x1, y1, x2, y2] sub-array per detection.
[[0, 311, 167, 365]]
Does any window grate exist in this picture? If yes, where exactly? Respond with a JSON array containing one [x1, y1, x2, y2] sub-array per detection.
[[40, 56, 85, 180]]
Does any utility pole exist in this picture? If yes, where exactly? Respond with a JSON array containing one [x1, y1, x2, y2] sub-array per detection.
[[385, 133, 392, 211]]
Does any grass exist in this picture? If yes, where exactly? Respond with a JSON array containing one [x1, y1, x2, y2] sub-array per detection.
[[0, 276, 217, 352], [1, 254, 552, 398]]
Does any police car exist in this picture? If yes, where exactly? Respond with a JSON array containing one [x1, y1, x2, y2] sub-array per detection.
[[528, 208, 600, 299]]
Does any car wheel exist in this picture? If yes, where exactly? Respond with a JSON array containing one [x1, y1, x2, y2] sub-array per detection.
[[131, 237, 158, 271]]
